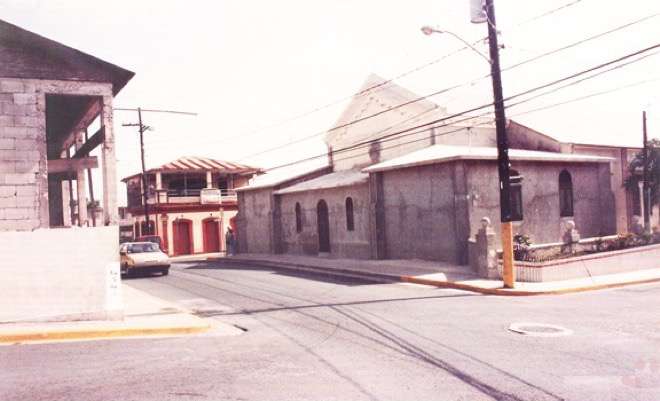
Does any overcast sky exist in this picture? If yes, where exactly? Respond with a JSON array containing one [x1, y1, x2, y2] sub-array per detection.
[[2, 0, 660, 204]]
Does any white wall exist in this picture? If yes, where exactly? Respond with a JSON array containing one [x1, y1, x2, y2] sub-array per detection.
[[0, 226, 121, 322]]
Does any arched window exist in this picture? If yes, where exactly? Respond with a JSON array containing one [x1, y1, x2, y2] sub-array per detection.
[[295, 202, 302, 233], [559, 170, 574, 217], [345, 197, 355, 231], [509, 169, 524, 221]]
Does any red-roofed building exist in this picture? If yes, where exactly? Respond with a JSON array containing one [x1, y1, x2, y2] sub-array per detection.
[[122, 157, 262, 256]]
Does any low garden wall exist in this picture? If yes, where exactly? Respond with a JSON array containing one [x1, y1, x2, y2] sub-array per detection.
[[497, 242, 660, 282]]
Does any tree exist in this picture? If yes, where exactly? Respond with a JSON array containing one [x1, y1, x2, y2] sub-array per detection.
[[625, 138, 660, 221]]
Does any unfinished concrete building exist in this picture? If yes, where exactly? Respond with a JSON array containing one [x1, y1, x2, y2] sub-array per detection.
[[0, 19, 134, 322]]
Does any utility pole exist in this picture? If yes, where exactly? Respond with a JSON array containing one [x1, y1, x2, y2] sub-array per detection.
[[123, 108, 152, 235], [482, 0, 515, 288], [119, 107, 197, 237], [643, 110, 651, 234]]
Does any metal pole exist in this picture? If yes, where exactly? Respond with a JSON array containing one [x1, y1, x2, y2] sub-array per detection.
[[485, 0, 515, 288], [138, 107, 151, 234], [643, 110, 651, 234]]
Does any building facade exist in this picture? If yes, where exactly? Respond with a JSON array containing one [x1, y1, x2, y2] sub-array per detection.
[[0, 19, 133, 321], [122, 157, 261, 256], [236, 75, 646, 269]]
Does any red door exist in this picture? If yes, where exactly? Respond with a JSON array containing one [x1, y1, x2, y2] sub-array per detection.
[[173, 219, 192, 255], [203, 219, 220, 253]]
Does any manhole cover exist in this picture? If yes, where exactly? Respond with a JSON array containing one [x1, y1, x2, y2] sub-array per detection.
[[508, 322, 573, 337]]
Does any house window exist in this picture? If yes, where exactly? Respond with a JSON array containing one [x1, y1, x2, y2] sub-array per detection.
[[345, 197, 355, 231], [510, 169, 523, 222], [295, 202, 302, 233], [559, 170, 574, 217]]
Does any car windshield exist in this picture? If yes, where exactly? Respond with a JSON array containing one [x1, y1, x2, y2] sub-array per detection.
[[128, 243, 160, 253]]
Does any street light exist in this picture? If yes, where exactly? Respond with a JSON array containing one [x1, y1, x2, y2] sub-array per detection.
[[420, 26, 491, 64], [422, 0, 516, 289]]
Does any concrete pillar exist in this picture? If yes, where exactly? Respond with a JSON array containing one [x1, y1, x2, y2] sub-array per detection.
[[156, 172, 162, 190], [452, 162, 470, 265], [61, 180, 72, 226], [472, 217, 498, 279], [76, 169, 88, 226], [73, 132, 88, 227], [368, 172, 386, 259], [206, 171, 213, 188], [638, 181, 645, 219], [100, 95, 118, 225]]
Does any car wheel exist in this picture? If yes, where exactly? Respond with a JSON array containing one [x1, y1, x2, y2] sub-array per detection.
[[161, 268, 169, 276], [121, 263, 130, 278]]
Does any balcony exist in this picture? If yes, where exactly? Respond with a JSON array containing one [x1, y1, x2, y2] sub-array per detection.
[[146, 188, 237, 205]]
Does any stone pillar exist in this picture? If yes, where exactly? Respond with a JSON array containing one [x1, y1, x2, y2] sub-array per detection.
[[206, 171, 212, 188], [61, 179, 72, 226], [562, 220, 580, 254], [473, 217, 498, 279], [100, 95, 118, 225]]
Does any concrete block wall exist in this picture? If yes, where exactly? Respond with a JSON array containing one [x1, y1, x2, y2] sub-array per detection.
[[0, 226, 121, 322], [237, 188, 275, 254], [0, 78, 48, 231], [278, 184, 370, 259]]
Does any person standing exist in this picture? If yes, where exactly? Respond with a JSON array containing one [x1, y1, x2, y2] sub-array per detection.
[[225, 226, 235, 256]]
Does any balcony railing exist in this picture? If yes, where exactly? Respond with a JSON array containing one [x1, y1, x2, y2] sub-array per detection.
[[144, 188, 238, 205]]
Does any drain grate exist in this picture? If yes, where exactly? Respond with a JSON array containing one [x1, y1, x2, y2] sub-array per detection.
[[508, 322, 573, 337]]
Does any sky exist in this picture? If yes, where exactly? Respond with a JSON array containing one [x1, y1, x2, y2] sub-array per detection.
[[2, 0, 660, 205]]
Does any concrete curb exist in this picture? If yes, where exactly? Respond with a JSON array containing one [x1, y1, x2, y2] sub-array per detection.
[[0, 323, 210, 345], [213, 257, 660, 296]]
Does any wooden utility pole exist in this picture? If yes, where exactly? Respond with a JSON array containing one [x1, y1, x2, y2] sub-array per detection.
[[118, 107, 197, 237], [643, 111, 651, 234], [123, 108, 151, 234], [485, 0, 515, 288]]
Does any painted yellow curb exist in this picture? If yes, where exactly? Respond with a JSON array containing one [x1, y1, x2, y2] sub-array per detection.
[[0, 324, 210, 344], [399, 276, 660, 296]]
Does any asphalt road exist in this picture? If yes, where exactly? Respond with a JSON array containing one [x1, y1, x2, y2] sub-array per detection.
[[3, 260, 660, 401]]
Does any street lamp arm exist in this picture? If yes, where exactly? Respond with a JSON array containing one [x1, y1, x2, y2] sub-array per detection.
[[420, 26, 491, 64]]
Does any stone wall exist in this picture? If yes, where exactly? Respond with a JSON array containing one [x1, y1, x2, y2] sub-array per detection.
[[236, 188, 274, 254], [380, 162, 461, 263], [466, 160, 616, 245], [278, 184, 370, 259]]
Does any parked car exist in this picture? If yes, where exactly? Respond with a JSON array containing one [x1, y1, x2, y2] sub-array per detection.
[[120, 242, 170, 277], [136, 235, 166, 253]]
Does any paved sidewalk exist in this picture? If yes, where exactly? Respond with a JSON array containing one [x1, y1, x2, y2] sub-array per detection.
[[0, 284, 242, 345], [211, 253, 660, 296]]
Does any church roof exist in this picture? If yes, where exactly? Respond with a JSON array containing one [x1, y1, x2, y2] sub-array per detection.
[[273, 169, 368, 195], [363, 145, 613, 173], [0, 19, 134, 95]]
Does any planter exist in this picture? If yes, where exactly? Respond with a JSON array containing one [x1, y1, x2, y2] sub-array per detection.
[[497, 242, 660, 282]]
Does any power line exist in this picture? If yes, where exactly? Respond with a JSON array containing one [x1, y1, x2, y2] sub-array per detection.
[[257, 43, 660, 173], [236, 40, 660, 162], [146, 0, 593, 149], [149, 10, 660, 156]]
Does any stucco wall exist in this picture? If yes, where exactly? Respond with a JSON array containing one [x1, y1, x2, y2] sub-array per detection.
[[466, 160, 616, 245], [236, 188, 274, 254], [380, 163, 460, 263], [278, 184, 370, 259], [0, 226, 121, 322]]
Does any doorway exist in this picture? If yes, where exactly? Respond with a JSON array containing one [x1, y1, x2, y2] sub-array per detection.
[[317, 200, 331, 253], [173, 219, 193, 255], [202, 218, 220, 253]]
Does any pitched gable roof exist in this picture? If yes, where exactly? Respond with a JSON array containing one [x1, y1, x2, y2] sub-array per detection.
[[0, 19, 134, 95]]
